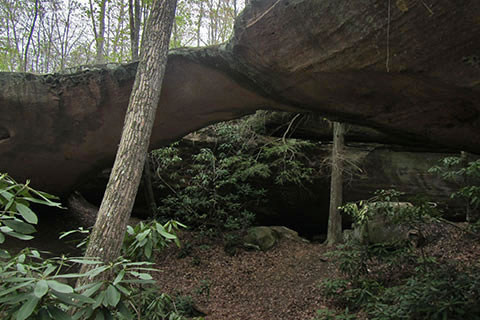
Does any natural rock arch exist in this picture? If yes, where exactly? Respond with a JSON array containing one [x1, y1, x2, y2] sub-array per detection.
[[0, 0, 479, 193]]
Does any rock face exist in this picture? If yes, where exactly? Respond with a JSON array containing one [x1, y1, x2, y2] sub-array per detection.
[[256, 143, 466, 236], [349, 202, 413, 244], [0, 0, 479, 193]]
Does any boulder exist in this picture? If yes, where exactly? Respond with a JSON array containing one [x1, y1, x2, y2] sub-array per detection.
[[243, 226, 306, 251], [350, 202, 413, 244]]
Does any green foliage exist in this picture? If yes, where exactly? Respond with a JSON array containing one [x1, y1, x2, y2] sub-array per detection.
[[152, 120, 319, 235], [60, 219, 186, 262], [341, 189, 438, 229], [322, 186, 480, 319], [366, 264, 480, 320], [322, 242, 480, 319], [429, 156, 480, 215], [123, 220, 186, 261], [129, 287, 186, 320], [312, 308, 357, 320], [194, 279, 210, 299], [0, 173, 184, 320], [0, 174, 63, 257], [0, 248, 157, 320]]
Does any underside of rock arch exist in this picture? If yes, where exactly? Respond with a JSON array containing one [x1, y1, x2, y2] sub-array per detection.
[[0, 0, 479, 193]]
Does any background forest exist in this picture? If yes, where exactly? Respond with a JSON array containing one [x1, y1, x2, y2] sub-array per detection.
[[0, 0, 245, 72]]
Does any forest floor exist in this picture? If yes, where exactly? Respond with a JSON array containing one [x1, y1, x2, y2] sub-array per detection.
[[3, 216, 478, 320], [154, 222, 480, 320], [154, 232, 335, 320]]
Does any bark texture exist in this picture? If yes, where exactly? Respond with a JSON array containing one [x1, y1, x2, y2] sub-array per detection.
[[0, 0, 479, 193], [326, 122, 345, 246], [79, 0, 177, 270]]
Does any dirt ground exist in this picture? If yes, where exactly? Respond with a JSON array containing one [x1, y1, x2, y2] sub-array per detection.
[[154, 232, 337, 320], [153, 222, 480, 320]]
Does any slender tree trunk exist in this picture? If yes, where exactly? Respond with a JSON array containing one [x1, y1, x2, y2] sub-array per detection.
[[96, 0, 107, 64], [129, 0, 141, 60], [326, 122, 345, 246], [24, 0, 39, 72], [196, 1, 204, 47], [90, 0, 108, 64], [143, 155, 158, 216], [77, 0, 178, 284]]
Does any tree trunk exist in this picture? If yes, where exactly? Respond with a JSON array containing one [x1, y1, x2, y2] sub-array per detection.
[[77, 0, 177, 283], [94, 0, 107, 64], [129, 0, 141, 61], [143, 154, 158, 216], [196, 1, 204, 47], [23, 0, 39, 72], [326, 122, 345, 246]]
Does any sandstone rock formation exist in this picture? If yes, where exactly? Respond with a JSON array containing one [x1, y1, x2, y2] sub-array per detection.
[[0, 0, 479, 193]]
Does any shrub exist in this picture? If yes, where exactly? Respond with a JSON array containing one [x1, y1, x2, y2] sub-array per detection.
[[367, 264, 480, 320], [0, 173, 183, 320], [322, 185, 480, 319], [123, 219, 186, 261], [151, 120, 320, 235], [429, 155, 480, 221], [0, 244, 162, 319], [0, 173, 62, 258]]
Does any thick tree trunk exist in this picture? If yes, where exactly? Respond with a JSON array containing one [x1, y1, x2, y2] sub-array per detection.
[[77, 0, 177, 282], [326, 122, 345, 246]]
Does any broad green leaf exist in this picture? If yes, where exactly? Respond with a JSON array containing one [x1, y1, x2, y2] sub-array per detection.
[[105, 284, 120, 307], [95, 310, 105, 320], [113, 269, 125, 285], [46, 306, 71, 320], [136, 229, 150, 242], [158, 229, 177, 240], [83, 265, 109, 278], [16, 295, 39, 320], [52, 291, 95, 306], [0, 190, 14, 201], [16, 203, 38, 224], [0, 280, 34, 297], [3, 230, 34, 241], [117, 301, 134, 320], [0, 232, 5, 244], [34, 280, 49, 298], [145, 241, 153, 259], [3, 219, 36, 234], [0, 226, 13, 233], [69, 258, 102, 265], [0, 291, 30, 304], [81, 282, 103, 298], [130, 271, 152, 280], [93, 290, 106, 309], [113, 283, 130, 296], [47, 280, 73, 293], [43, 264, 57, 277], [0, 248, 10, 258]]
